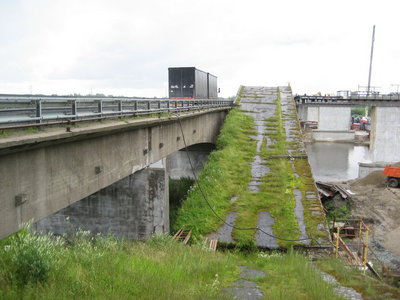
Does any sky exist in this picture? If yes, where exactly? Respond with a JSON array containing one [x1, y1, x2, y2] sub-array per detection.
[[0, 0, 399, 98]]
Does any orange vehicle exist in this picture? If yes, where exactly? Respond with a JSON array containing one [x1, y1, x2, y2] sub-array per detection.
[[383, 165, 400, 188]]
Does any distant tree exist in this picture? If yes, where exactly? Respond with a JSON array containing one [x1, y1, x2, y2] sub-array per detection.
[[351, 107, 365, 116]]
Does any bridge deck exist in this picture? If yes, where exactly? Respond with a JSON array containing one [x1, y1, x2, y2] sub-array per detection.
[[210, 86, 331, 248], [295, 94, 400, 107]]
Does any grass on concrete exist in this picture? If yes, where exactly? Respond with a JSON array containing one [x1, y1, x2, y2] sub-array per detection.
[[249, 251, 345, 300], [316, 256, 400, 299], [174, 87, 329, 247], [173, 108, 257, 238]]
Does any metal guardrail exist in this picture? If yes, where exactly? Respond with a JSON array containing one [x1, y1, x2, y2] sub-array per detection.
[[0, 96, 234, 127], [294, 94, 400, 105]]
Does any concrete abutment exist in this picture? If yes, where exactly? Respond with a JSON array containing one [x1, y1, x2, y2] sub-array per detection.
[[35, 144, 216, 239], [36, 163, 170, 239]]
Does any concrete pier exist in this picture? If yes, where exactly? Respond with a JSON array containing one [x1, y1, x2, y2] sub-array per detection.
[[312, 130, 355, 142], [298, 106, 351, 131], [370, 107, 400, 162], [35, 164, 169, 239]]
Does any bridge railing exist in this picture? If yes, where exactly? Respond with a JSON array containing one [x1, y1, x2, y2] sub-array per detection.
[[295, 93, 400, 105], [0, 96, 234, 127]]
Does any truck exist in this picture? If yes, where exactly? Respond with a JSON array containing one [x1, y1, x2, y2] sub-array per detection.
[[168, 67, 218, 99], [383, 165, 400, 188]]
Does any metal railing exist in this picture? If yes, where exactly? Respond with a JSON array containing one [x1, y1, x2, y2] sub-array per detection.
[[0, 96, 234, 127], [295, 93, 400, 105]]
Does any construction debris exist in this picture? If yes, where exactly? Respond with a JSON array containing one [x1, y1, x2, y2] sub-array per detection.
[[173, 229, 192, 244], [316, 181, 353, 199], [208, 239, 218, 251]]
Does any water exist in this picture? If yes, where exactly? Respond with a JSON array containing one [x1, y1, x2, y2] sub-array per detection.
[[306, 142, 371, 182]]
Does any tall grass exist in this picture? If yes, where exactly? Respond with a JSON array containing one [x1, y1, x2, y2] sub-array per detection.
[[173, 109, 256, 237], [1, 228, 387, 299], [169, 177, 195, 229], [316, 257, 400, 299], [0, 229, 239, 299], [246, 250, 345, 300]]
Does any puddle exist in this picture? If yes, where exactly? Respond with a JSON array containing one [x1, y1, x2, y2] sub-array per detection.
[[255, 211, 279, 249], [207, 212, 237, 243], [293, 189, 310, 244]]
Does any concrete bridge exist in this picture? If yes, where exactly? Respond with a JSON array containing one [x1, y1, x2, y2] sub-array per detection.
[[295, 94, 400, 162], [0, 107, 230, 239]]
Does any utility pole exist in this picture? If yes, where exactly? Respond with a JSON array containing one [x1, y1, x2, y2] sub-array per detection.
[[367, 25, 376, 97]]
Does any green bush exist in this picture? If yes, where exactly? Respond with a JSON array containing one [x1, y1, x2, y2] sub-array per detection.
[[0, 226, 61, 286]]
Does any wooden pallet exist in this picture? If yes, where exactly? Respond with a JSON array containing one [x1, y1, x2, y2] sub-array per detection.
[[173, 229, 192, 245], [209, 239, 218, 251]]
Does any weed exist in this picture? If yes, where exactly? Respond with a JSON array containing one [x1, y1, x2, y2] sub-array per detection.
[[0, 130, 11, 138], [0, 225, 62, 287], [173, 109, 256, 237], [169, 177, 195, 229]]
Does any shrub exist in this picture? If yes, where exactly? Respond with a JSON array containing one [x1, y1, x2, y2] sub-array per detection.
[[0, 225, 61, 286]]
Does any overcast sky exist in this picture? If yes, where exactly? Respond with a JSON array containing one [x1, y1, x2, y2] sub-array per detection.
[[0, 0, 399, 97]]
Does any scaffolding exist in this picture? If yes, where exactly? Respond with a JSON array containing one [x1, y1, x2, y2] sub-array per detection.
[[332, 218, 369, 270]]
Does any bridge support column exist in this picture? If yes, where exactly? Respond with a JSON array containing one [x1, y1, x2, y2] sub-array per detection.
[[166, 144, 214, 179], [370, 106, 400, 162], [317, 107, 352, 130], [35, 163, 169, 239], [298, 106, 319, 123]]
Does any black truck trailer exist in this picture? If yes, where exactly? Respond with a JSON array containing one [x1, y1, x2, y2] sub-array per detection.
[[168, 67, 218, 99]]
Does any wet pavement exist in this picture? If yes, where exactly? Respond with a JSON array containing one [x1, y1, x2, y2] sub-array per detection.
[[223, 266, 266, 300], [241, 87, 276, 192], [210, 85, 330, 248], [255, 211, 279, 249], [293, 189, 310, 245], [241, 87, 279, 248], [207, 212, 237, 243], [317, 269, 363, 300]]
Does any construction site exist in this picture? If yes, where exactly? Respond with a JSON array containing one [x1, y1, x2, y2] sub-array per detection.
[[316, 162, 400, 284]]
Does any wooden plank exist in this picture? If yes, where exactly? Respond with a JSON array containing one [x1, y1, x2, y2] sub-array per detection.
[[182, 230, 192, 244], [173, 229, 183, 240], [268, 155, 308, 159], [209, 239, 218, 251]]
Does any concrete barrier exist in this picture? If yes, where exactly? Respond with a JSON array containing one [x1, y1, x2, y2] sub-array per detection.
[[312, 130, 355, 142], [358, 162, 393, 178]]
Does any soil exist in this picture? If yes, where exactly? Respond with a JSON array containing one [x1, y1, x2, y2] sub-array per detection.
[[333, 164, 400, 270]]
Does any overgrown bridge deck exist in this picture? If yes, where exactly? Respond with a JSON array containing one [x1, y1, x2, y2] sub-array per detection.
[[205, 86, 331, 248]]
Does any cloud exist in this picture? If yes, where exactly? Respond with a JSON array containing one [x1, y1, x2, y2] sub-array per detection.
[[0, 0, 400, 96]]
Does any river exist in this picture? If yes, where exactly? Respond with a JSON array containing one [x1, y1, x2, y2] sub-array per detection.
[[305, 142, 371, 182]]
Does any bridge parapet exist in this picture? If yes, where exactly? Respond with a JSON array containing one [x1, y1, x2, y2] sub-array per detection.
[[0, 95, 233, 128], [295, 94, 400, 107]]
